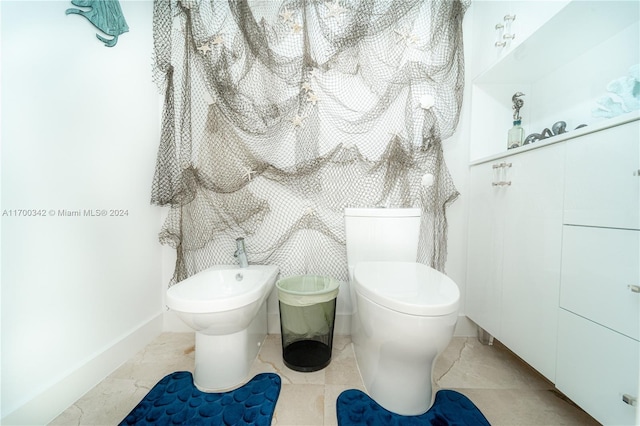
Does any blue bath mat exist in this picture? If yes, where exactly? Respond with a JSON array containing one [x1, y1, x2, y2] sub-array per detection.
[[120, 371, 280, 425], [336, 389, 491, 425]]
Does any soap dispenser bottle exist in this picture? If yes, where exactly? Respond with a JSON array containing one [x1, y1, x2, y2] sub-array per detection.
[[508, 119, 524, 149], [508, 92, 525, 149]]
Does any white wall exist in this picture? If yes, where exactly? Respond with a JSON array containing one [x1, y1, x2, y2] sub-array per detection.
[[438, 2, 475, 336], [161, 3, 479, 338], [0, 1, 163, 424]]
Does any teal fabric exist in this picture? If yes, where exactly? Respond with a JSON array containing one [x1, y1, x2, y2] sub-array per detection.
[[337, 389, 491, 426], [66, 0, 129, 47], [120, 372, 280, 426]]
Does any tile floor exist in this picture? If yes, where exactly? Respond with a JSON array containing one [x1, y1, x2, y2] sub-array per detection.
[[51, 333, 599, 425]]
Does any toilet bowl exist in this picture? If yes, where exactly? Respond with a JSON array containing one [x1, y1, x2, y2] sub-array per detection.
[[345, 208, 460, 415], [166, 264, 279, 391], [352, 261, 459, 415]]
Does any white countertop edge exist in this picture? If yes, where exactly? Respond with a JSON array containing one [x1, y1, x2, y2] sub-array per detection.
[[469, 111, 640, 167]]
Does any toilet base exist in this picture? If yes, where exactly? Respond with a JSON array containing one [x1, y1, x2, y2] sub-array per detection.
[[352, 291, 458, 415], [193, 303, 267, 391]]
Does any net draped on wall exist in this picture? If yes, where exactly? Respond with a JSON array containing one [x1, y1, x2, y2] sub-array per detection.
[[151, 0, 469, 285]]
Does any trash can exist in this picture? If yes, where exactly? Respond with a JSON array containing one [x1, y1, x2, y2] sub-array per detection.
[[276, 275, 340, 372]]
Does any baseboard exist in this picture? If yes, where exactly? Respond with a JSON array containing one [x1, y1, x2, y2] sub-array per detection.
[[1, 313, 163, 426]]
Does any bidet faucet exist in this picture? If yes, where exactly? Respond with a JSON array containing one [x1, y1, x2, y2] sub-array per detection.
[[234, 237, 249, 268]]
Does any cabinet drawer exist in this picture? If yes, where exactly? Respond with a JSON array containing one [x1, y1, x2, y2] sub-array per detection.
[[560, 225, 639, 340], [564, 120, 640, 230], [556, 309, 638, 426]]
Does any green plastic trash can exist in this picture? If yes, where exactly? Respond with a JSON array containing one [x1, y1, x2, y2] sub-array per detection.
[[276, 275, 340, 372]]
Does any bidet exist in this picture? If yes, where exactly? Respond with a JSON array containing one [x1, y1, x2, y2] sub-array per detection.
[[166, 264, 279, 391]]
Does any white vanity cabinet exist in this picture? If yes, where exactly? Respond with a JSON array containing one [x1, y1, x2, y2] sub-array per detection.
[[465, 1, 639, 421], [559, 226, 639, 342], [463, 0, 640, 420], [467, 121, 640, 424], [556, 309, 639, 426], [465, 161, 506, 338], [556, 225, 639, 425], [564, 120, 640, 231], [554, 120, 640, 426], [466, 143, 565, 381], [498, 144, 565, 382]]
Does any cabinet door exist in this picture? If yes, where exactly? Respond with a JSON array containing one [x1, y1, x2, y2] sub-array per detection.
[[468, 0, 569, 79], [465, 161, 507, 337], [500, 143, 565, 381], [557, 309, 639, 426], [564, 120, 640, 230], [560, 225, 639, 341], [506, 1, 570, 53], [468, 1, 510, 78]]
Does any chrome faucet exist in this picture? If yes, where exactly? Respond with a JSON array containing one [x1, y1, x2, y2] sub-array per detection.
[[234, 237, 249, 268]]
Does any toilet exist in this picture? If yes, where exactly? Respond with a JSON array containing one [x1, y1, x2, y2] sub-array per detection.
[[345, 207, 460, 416]]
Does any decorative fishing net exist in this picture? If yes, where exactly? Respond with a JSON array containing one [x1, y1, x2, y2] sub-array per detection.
[[151, 0, 469, 285]]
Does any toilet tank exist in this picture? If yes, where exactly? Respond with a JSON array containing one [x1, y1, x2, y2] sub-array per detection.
[[344, 207, 421, 275]]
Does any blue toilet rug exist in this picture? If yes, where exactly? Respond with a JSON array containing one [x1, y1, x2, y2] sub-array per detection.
[[119, 372, 280, 426], [336, 389, 491, 426]]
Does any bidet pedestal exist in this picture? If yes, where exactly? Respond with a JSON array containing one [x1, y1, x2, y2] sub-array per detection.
[[193, 303, 267, 392], [194, 331, 249, 391]]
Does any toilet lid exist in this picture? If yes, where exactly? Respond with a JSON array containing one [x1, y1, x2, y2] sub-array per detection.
[[353, 261, 460, 316]]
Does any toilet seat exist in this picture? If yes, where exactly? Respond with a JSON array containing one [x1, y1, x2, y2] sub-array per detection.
[[353, 261, 459, 316]]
